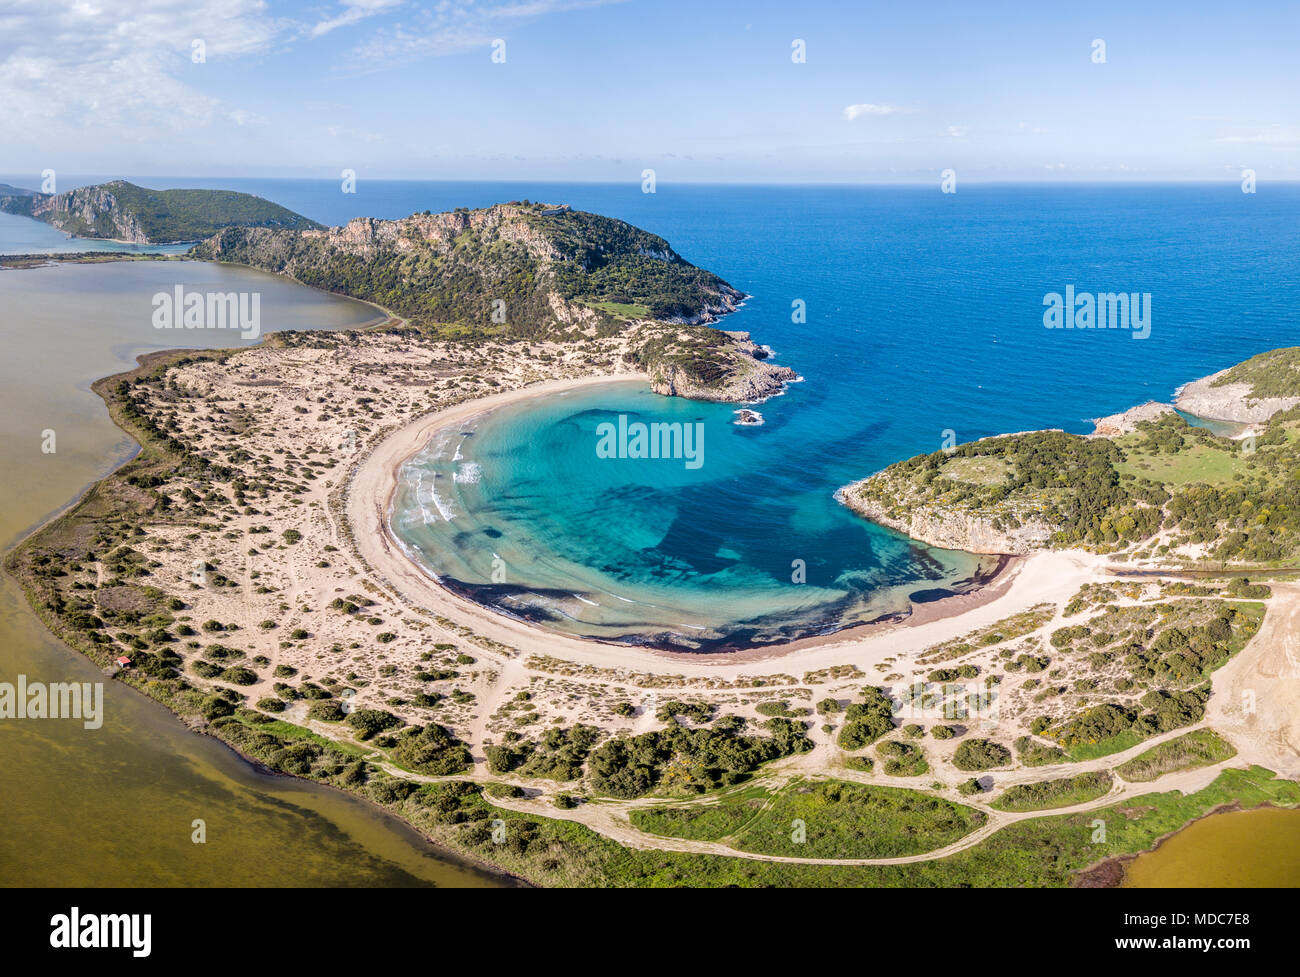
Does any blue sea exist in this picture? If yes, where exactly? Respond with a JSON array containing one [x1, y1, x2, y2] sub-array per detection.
[[6, 177, 1298, 650]]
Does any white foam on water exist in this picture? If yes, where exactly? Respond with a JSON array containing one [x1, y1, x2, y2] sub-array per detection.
[[453, 461, 481, 484]]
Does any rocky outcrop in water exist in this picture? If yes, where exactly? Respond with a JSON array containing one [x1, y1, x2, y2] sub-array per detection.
[[1089, 400, 1175, 437]]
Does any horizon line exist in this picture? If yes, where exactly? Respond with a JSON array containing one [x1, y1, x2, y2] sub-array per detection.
[[3, 174, 1297, 191]]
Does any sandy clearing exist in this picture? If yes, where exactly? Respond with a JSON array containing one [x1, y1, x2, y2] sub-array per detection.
[[1207, 581, 1300, 780]]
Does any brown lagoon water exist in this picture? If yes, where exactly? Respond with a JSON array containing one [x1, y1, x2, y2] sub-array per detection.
[[0, 260, 505, 886], [1123, 807, 1300, 888]]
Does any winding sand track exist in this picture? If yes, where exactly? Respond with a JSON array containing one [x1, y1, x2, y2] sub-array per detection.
[[322, 576, 1296, 867]]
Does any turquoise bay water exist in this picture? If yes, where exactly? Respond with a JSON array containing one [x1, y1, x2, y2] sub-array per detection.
[[391, 383, 988, 651]]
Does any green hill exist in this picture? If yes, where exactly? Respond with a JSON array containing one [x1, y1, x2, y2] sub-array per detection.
[[190, 201, 794, 401], [0, 180, 321, 244], [841, 355, 1300, 564]]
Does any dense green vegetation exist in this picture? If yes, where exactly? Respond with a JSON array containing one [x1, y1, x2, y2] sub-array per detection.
[[486, 724, 601, 781], [855, 386, 1300, 562], [189, 204, 736, 339], [836, 685, 896, 750], [877, 740, 930, 777], [1049, 688, 1212, 761], [1115, 729, 1238, 782], [586, 714, 811, 798], [953, 738, 1013, 771], [991, 771, 1114, 811], [1014, 735, 1067, 766], [1, 180, 321, 242], [387, 722, 473, 775]]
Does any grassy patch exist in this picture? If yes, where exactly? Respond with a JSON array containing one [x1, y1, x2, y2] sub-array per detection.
[[1066, 728, 1146, 762], [1115, 439, 1244, 487], [992, 771, 1113, 812], [732, 779, 984, 859], [1116, 729, 1238, 782], [630, 786, 770, 841], [939, 455, 1013, 486]]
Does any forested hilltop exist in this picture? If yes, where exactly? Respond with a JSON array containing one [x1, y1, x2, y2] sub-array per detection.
[[841, 347, 1300, 564], [190, 201, 794, 402], [0, 180, 321, 244]]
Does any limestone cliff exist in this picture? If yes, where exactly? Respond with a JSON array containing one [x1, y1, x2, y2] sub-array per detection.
[[0, 180, 320, 244], [1176, 367, 1300, 423], [193, 201, 792, 404], [837, 480, 1056, 555]]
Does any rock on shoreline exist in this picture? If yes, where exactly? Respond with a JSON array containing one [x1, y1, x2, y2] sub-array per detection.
[[1088, 400, 1175, 437], [1175, 367, 1300, 423]]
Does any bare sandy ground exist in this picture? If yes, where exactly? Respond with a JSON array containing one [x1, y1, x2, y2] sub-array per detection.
[[1208, 581, 1300, 780]]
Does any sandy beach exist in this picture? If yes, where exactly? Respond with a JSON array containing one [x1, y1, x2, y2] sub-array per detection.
[[346, 376, 1112, 680]]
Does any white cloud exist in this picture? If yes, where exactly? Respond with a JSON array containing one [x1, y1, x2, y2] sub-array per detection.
[[327, 124, 384, 142], [946, 125, 969, 139], [1213, 125, 1299, 147], [842, 103, 908, 121], [310, 0, 404, 39], [343, 0, 625, 70], [0, 0, 281, 142]]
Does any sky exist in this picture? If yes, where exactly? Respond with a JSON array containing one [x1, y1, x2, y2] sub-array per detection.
[[1, 0, 1297, 183]]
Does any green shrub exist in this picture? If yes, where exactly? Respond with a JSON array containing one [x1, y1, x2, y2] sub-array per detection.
[[346, 708, 402, 740], [953, 738, 1012, 771]]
